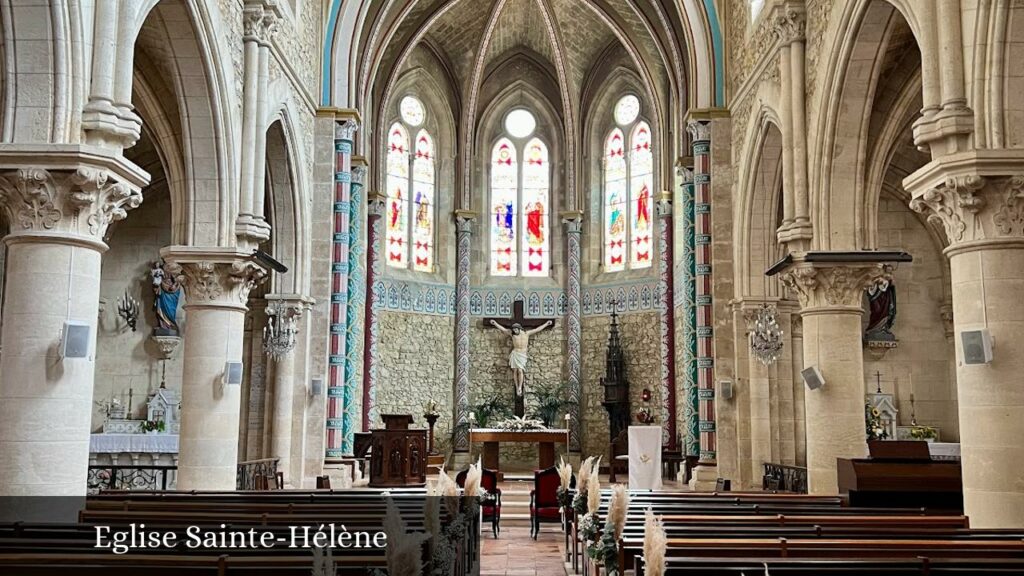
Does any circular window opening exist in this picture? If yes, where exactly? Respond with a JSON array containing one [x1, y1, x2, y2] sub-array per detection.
[[400, 96, 425, 126], [614, 95, 640, 126], [505, 109, 536, 139]]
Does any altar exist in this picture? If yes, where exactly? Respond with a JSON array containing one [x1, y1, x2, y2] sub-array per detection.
[[471, 429, 568, 476]]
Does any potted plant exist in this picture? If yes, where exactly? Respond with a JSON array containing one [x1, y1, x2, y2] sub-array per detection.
[[528, 382, 577, 427]]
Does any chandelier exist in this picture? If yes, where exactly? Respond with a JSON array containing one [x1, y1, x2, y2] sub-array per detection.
[[749, 304, 784, 366], [263, 301, 297, 360]]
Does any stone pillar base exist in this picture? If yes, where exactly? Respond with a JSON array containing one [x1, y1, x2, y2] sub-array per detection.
[[688, 464, 720, 491]]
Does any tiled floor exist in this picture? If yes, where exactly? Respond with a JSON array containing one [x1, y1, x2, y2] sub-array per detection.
[[479, 524, 567, 576]]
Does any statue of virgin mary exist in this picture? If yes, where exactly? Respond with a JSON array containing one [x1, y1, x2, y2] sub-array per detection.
[[151, 260, 182, 336]]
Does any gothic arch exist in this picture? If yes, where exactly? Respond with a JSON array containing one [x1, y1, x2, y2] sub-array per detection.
[[736, 110, 785, 298], [264, 115, 305, 296], [130, 0, 235, 247]]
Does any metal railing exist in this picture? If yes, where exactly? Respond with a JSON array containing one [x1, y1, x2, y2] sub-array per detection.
[[87, 464, 177, 494], [236, 458, 281, 490], [762, 462, 808, 493]]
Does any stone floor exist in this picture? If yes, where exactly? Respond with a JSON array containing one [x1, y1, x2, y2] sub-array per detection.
[[479, 524, 566, 576]]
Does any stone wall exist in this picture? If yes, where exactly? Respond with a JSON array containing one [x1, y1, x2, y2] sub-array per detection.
[[94, 189, 182, 430], [580, 311, 662, 459], [375, 311, 456, 451]]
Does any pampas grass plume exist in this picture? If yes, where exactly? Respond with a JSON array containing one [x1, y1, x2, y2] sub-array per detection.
[[587, 471, 601, 515], [642, 507, 667, 576], [608, 484, 629, 540], [557, 456, 573, 491]]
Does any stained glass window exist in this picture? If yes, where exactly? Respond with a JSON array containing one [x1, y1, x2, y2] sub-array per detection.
[[490, 138, 518, 276], [384, 97, 435, 273], [521, 138, 549, 277], [400, 96, 425, 127], [604, 128, 627, 272], [630, 122, 653, 268], [385, 122, 409, 268], [412, 130, 435, 272], [614, 95, 640, 126], [604, 98, 653, 271]]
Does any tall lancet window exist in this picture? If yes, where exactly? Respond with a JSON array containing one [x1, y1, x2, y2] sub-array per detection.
[[385, 96, 435, 272], [604, 95, 653, 271], [489, 109, 550, 277]]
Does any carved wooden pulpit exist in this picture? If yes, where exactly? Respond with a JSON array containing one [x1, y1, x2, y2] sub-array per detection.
[[367, 414, 426, 488]]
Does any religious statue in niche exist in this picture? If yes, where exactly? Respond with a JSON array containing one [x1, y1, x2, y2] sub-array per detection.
[[486, 300, 555, 417], [864, 280, 898, 358], [151, 260, 182, 336]]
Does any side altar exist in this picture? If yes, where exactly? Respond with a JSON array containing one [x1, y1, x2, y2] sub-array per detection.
[[471, 428, 568, 478]]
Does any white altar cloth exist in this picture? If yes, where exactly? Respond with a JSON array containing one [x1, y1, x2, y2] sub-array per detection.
[[628, 426, 663, 490], [90, 433, 179, 454]]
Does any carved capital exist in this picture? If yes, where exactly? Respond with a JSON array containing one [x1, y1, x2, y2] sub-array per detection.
[[686, 121, 711, 143], [367, 193, 386, 217], [161, 248, 268, 308], [780, 263, 894, 311], [0, 162, 143, 243], [677, 165, 694, 186], [335, 119, 359, 141], [771, 4, 806, 46], [454, 209, 477, 234], [243, 0, 282, 45], [351, 165, 367, 187], [910, 173, 1024, 247]]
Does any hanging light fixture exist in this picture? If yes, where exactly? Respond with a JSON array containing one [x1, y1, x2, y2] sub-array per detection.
[[749, 303, 784, 366], [263, 301, 297, 360]]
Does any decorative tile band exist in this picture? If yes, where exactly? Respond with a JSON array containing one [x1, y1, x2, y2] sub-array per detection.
[[373, 278, 663, 318]]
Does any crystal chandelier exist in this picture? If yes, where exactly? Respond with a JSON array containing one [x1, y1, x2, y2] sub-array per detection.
[[749, 304, 784, 366], [263, 302, 297, 360]]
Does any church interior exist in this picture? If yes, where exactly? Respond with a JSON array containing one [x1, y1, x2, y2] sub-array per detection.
[[0, 0, 1023, 574]]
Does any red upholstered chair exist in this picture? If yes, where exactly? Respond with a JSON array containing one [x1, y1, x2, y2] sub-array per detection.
[[455, 467, 502, 538], [529, 465, 563, 539]]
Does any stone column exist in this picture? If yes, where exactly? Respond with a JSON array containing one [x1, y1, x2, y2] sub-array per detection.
[[657, 192, 677, 450], [562, 211, 583, 450], [772, 1, 812, 247], [778, 256, 894, 493], [679, 165, 700, 457], [907, 166, 1024, 527], [236, 0, 280, 245], [687, 120, 718, 488], [362, 192, 386, 431], [345, 163, 367, 433], [0, 151, 146, 495], [265, 295, 307, 488], [452, 210, 476, 451], [162, 248, 267, 490], [326, 117, 359, 459], [741, 300, 775, 488]]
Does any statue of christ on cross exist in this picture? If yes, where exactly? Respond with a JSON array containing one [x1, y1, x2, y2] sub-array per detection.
[[486, 300, 555, 416]]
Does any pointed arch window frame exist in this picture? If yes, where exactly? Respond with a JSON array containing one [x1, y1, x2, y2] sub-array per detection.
[[488, 130, 552, 278], [603, 99, 654, 272], [384, 100, 437, 273]]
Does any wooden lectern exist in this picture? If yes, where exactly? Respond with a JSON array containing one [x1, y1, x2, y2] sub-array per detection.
[[366, 414, 427, 488]]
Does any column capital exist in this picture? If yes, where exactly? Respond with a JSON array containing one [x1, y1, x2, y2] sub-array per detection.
[[677, 164, 694, 185], [265, 293, 314, 315], [771, 252, 907, 312], [686, 120, 712, 143], [243, 0, 283, 45], [905, 151, 1024, 254], [560, 209, 583, 232], [454, 209, 477, 233], [367, 192, 386, 216], [770, 1, 806, 46], [160, 247, 269, 310], [335, 118, 360, 141], [0, 145, 148, 249]]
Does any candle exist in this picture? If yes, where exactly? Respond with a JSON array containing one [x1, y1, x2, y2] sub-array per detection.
[[469, 412, 476, 421]]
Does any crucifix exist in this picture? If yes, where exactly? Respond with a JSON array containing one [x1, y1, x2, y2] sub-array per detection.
[[485, 299, 556, 417]]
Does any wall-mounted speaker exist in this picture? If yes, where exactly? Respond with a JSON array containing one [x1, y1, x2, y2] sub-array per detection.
[[310, 378, 324, 396], [718, 379, 734, 400], [801, 366, 825, 390], [222, 361, 244, 385], [961, 329, 993, 365], [60, 320, 91, 359]]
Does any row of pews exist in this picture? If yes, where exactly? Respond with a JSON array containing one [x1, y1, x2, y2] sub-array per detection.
[[568, 490, 1024, 575], [0, 488, 478, 575]]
